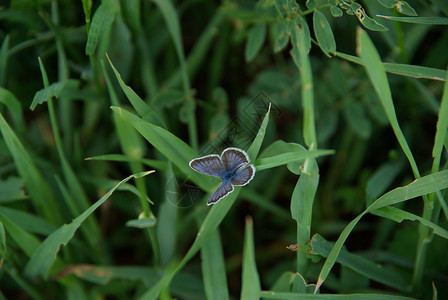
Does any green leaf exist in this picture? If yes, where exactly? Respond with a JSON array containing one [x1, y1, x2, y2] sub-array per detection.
[[357, 28, 420, 178], [313, 10, 336, 57], [351, 2, 388, 31], [245, 23, 267, 62], [29, 79, 79, 110], [273, 22, 290, 53], [24, 171, 154, 278], [310, 234, 409, 291], [377, 15, 448, 25], [330, 6, 343, 17], [85, 0, 119, 55], [377, 0, 417, 16], [241, 217, 261, 300]]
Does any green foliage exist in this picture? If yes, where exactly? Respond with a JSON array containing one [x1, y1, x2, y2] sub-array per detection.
[[0, 0, 447, 299]]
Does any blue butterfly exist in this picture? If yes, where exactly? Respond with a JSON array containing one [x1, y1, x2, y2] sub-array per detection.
[[189, 147, 256, 205]]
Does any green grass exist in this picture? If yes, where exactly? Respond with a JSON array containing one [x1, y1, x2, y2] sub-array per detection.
[[1, 0, 448, 299]]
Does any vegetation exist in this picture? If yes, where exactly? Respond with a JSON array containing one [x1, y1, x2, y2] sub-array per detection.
[[1, 0, 448, 299]]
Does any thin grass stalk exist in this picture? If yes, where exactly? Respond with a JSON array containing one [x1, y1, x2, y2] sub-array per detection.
[[38, 58, 103, 257], [151, 0, 198, 150], [291, 16, 319, 278], [101, 59, 160, 265]]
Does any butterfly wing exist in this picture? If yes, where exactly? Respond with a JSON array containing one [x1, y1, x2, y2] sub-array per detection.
[[221, 147, 250, 171], [189, 155, 224, 178], [207, 181, 234, 205], [231, 165, 255, 186]]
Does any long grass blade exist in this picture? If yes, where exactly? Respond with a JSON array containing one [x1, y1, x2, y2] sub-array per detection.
[[357, 28, 420, 178], [111, 106, 213, 191], [201, 228, 230, 300], [241, 216, 261, 299], [335, 52, 446, 81], [310, 234, 409, 291], [24, 171, 154, 278], [0, 113, 62, 225], [432, 68, 448, 171], [314, 169, 448, 292], [85, 0, 119, 55], [377, 15, 448, 25]]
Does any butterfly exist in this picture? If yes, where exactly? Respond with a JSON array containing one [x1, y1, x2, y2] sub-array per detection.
[[189, 147, 256, 205]]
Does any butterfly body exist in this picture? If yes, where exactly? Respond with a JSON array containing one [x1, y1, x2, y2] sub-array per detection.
[[189, 147, 255, 205]]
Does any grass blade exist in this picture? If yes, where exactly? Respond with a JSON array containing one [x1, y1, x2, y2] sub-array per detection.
[[372, 206, 448, 238], [0, 35, 9, 86], [29, 79, 79, 110], [291, 158, 319, 275], [201, 228, 230, 300], [85, 0, 119, 55], [24, 171, 154, 278], [157, 163, 178, 266], [0, 88, 25, 134], [241, 216, 261, 300], [310, 234, 409, 292], [107, 55, 167, 128], [254, 149, 333, 171], [0, 213, 41, 257], [0, 206, 55, 236], [150, 0, 198, 150], [260, 291, 417, 299], [291, 19, 316, 148], [0, 113, 62, 225], [377, 15, 448, 25], [357, 28, 420, 178], [150, 0, 189, 93], [315, 169, 448, 292], [111, 106, 213, 191], [432, 68, 448, 171], [335, 52, 447, 81]]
